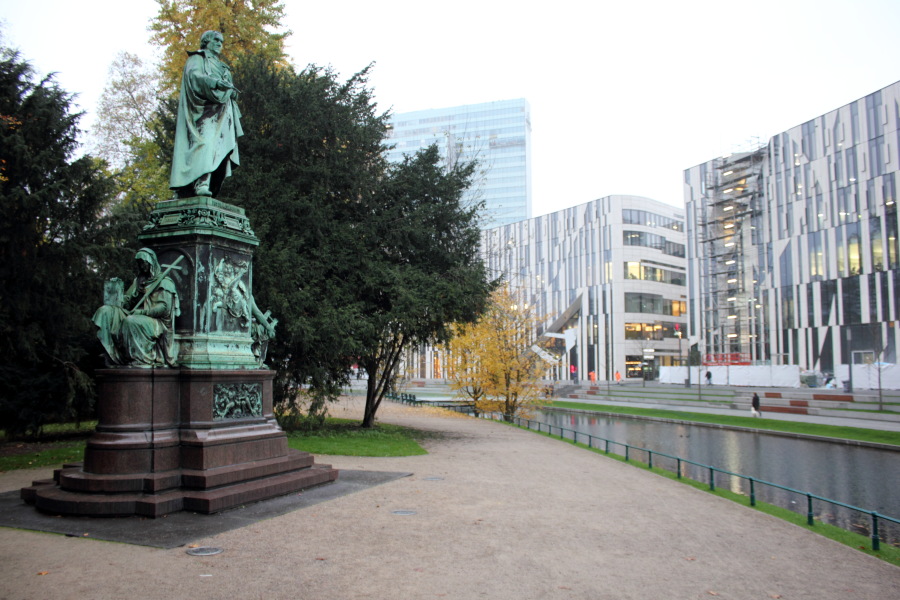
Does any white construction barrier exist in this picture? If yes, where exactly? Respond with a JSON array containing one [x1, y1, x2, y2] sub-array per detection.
[[835, 364, 900, 390], [659, 365, 802, 388]]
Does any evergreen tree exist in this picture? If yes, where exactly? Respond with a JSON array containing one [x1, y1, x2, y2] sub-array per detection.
[[357, 145, 494, 427], [229, 58, 493, 425], [228, 58, 389, 415], [0, 46, 119, 436]]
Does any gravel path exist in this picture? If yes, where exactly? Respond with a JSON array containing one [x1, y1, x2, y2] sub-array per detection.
[[1, 398, 897, 599]]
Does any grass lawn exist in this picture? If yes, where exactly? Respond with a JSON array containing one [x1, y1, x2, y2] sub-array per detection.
[[0, 421, 97, 472], [0, 441, 87, 472], [0, 418, 429, 473], [552, 401, 900, 447], [285, 418, 429, 456]]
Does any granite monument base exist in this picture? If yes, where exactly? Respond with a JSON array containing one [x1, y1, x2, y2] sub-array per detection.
[[21, 368, 337, 517]]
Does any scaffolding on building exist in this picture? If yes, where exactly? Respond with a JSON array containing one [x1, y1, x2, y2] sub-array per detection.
[[698, 148, 766, 365]]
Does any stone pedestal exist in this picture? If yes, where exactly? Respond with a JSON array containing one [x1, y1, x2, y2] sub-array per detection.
[[21, 198, 338, 517], [22, 368, 337, 517]]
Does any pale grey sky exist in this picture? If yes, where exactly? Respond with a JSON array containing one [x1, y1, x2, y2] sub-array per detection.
[[2, 0, 898, 216]]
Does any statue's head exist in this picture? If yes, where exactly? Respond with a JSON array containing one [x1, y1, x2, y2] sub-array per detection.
[[200, 31, 224, 50], [134, 248, 161, 279]]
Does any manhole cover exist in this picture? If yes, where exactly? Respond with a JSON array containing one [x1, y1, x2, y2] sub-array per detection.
[[392, 510, 417, 516], [186, 546, 224, 556], [422, 477, 444, 481]]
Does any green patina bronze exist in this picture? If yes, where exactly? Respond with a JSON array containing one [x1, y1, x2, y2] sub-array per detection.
[[213, 382, 263, 419], [142, 197, 257, 243], [170, 31, 242, 199], [93, 32, 276, 371], [93, 248, 180, 367]]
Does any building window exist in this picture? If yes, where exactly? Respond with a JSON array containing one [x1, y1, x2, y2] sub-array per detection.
[[870, 217, 884, 271], [623, 262, 686, 286], [847, 222, 861, 275]]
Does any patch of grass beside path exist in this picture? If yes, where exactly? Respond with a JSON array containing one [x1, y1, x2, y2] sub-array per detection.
[[0, 421, 97, 472], [0, 442, 86, 472], [552, 401, 900, 447], [0, 418, 428, 472], [286, 418, 429, 457]]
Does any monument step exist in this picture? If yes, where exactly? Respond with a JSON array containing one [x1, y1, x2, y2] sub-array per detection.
[[181, 450, 315, 490], [24, 464, 338, 517], [57, 468, 182, 494], [27, 484, 186, 518], [182, 465, 338, 514]]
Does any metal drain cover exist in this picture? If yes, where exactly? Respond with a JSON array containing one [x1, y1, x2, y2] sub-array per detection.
[[391, 510, 417, 516], [186, 546, 224, 556]]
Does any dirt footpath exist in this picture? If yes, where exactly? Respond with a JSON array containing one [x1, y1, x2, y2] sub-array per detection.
[[1, 398, 898, 599]]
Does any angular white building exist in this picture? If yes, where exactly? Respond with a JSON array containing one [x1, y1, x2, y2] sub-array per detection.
[[684, 81, 899, 382], [473, 196, 688, 382]]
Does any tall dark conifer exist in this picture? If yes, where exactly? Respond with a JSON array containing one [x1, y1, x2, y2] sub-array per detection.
[[0, 47, 118, 436], [230, 58, 493, 425]]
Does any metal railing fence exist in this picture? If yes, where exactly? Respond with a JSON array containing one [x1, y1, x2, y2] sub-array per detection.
[[479, 411, 899, 551]]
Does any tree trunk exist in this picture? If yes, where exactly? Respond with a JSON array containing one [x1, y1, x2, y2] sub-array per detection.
[[362, 367, 379, 428]]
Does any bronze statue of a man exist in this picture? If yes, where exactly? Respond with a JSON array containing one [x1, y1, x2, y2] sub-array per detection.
[[169, 31, 243, 198]]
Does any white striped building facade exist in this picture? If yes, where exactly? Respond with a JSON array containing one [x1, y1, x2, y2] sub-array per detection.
[[684, 81, 900, 374]]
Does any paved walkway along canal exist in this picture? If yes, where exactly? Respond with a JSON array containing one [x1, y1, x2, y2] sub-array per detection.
[[0, 397, 898, 599], [535, 408, 900, 542]]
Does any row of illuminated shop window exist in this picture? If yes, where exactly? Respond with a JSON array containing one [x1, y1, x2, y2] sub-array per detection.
[[623, 261, 686, 286], [623, 321, 684, 341]]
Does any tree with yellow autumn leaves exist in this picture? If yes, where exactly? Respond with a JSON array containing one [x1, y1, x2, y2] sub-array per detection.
[[445, 287, 552, 421]]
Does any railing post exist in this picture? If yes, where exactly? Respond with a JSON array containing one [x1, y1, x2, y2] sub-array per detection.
[[708, 467, 715, 491], [648, 450, 653, 470], [676, 458, 682, 479], [605, 440, 610, 454], [871, 513, 881, 551], [807, 494, 814, 526], [625, 446, 629, 462], [749, 478, 756, 507]]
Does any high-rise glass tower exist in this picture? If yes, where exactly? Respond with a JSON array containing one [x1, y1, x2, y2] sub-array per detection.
[[384, 99, 532, 228]]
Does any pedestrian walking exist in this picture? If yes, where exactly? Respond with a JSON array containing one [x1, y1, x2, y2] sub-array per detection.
[[615, 371, 622, 385], [751, 392, 761, 417], [705, 370, 712, 385]]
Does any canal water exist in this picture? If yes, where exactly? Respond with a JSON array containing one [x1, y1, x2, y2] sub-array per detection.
[[535, 409, 900, 544]]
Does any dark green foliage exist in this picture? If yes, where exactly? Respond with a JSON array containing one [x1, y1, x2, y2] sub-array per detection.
[[229, 58, 390, 413], [0, 47, 120, 437], [228, 58, 493, 425], [357, 146, 494, 426]]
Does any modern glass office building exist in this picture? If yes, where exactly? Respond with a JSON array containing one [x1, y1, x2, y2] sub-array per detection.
[[684, 80, 899, 375], [384, 99, 532, 228]]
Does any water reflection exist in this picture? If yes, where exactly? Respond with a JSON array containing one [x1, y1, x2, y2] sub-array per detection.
[[538, 410, 900, 545]]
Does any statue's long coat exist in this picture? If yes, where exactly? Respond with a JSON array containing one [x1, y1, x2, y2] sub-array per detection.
[[169, 49, 243, 191]]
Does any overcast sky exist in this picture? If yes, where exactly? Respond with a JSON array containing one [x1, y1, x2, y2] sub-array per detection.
[[2, 0, 899, 217]]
